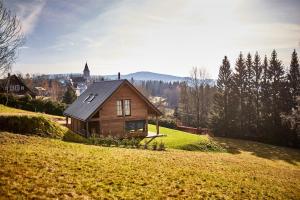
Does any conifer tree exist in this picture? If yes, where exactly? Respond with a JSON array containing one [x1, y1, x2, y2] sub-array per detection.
[[245, 53, 255, 134], [211, 56, 233, 136], [63, 86, 77, 104], [252, 52, 262, 133], [288, 49, 300, 108], [268, 50, 286, 142], [233, 52, 247, 133]]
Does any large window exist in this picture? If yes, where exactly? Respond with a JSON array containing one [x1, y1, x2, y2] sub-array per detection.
[[125, 120, 146, 132], [124, 99, 131, 116], [117, 100, 123, 116]]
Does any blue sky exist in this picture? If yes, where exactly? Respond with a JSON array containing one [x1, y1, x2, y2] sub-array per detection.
[[4, 0, 300, 78]]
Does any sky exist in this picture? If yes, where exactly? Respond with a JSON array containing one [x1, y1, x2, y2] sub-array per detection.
[[4, 0, 300, 78]]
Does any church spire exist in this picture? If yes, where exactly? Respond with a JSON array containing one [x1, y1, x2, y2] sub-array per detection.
[[83, 62, 90, 79]]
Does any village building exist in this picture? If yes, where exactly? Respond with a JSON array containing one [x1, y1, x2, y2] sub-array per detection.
[[70, 62, 91, 96], [64, 78, 162, 138], [0, 74, 36, 98]]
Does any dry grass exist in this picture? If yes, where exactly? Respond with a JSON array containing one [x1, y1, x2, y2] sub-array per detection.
[[0, 132, 299, 199]]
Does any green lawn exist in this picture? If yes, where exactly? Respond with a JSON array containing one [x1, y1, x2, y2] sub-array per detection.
[[148, 125, 224, 151], [0, 132, 299, 199]]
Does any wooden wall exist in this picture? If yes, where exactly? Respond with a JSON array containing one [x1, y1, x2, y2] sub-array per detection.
[[99, 83, 149, 136], [70, 118, 84, 134]]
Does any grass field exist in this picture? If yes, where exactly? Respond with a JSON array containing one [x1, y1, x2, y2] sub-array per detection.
[[0, 132, 299, 199], [148, 125, 225, 151], [0, 104, 300, 199]]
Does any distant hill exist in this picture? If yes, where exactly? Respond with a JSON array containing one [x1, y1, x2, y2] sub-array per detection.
[[104, 71, 215, 85], [104, 71, 187, 82]]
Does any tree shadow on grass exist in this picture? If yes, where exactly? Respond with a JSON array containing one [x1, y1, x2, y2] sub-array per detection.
[[213, 137, 300, 165]]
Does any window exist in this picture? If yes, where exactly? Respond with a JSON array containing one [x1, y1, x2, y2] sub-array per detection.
[[15, 85, 20, 91], [117, 100, 123, 116], [83, 94, 91, 102], [124, 99, 131, 116], [21, 86, 24, 90], [10, 85, 14, 91], [125, 120, 146, 132], [87, 94, 97, 103], [83, 94, 97, 103]]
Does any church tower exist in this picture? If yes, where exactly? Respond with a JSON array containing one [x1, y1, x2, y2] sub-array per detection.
[[83, 62, 90, 80]]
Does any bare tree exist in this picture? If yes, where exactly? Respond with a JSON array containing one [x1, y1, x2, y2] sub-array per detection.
[[189, 67, 210, 128], [0, 0, 24, 75]]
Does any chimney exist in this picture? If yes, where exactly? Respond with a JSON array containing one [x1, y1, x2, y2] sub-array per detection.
[[118, 72, 120, 80], [7, 73, 10, 77]]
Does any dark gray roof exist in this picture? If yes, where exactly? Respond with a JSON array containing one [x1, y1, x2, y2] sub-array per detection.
[[64, 80, 124, 121]]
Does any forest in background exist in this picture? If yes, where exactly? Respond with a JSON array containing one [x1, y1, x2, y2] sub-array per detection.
[[178, 49, 299, 147]]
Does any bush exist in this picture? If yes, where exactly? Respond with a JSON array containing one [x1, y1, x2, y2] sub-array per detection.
[[0, 94, 66, 116], [148, 117, 177, 129], [158, 141, 166, 151], [0, 115, 66, 138], [152, 141, 158, 150]]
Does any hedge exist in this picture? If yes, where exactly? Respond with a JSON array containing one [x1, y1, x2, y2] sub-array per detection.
[[0, 94, 66, 116], [148, 117, 177, 129], [0, 115, 65, 138]]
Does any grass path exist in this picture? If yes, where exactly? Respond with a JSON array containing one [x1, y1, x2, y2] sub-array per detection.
[[0, 132, 299, 199]]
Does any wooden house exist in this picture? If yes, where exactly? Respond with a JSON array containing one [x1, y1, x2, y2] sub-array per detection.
[[0, 74, 36, 98], [64, 79, 162, 138]]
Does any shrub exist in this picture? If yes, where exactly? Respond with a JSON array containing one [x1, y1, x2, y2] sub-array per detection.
[[158, 141, 166, 151], [0, 94, 66, 116], [148, 117, 177, 129], [152, 141, 158, 150], [0, 115, 65, 138]]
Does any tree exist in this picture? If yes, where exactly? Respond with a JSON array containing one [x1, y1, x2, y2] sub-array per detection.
[[0, 1, 24, 74], [63, 87, 77, 104], [211, 56, 233, 136], [189, 67, 210, 128], [268, 50, 286, 142], [252, 52, 263, 133], [288, 49, 300, 108], [245, 52, 255, 135], [232, 52, 247, 133], [260, 55, 272, 133]]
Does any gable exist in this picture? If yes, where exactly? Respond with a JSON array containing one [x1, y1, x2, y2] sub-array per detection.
[[64, 79, 162, 121]]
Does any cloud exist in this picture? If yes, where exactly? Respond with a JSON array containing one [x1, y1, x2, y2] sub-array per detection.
[[15, 0, 46, 35]]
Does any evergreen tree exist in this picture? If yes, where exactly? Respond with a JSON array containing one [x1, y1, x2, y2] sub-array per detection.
[[245, 53, 255, 135], [211, 56, 233, 136], [232, 52, 247, 133], [63, 87, 77, 104], [268, 50, 286, 142], [260, 55, 271, 133], [288, 49, 300, 108], [252, 52, 263, 133]]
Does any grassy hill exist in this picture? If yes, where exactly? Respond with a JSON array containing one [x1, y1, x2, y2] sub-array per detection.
[[0, 104, 300, 199], [0, 132, 299, 199]]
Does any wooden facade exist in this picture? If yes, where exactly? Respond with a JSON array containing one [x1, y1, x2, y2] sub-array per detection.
[[0, 74, 36, 98], [66, 80, 162, 138]]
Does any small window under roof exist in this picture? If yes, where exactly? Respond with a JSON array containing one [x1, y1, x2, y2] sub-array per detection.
[[83, 94, 92, 103], [87, 94, 97, 103]]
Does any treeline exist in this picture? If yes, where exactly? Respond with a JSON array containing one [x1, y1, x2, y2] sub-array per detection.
[[211, 50, 299, 147], [178, 49, 299, 147], [134, 80, 180, 108], [178, 68, 216, 128]]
